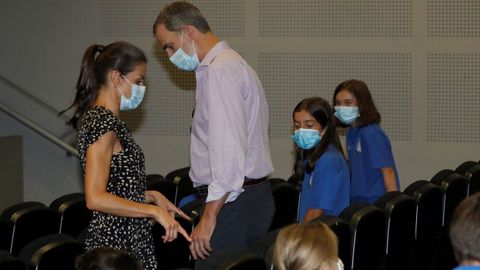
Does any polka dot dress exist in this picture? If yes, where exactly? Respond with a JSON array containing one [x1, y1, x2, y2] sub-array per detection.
[[78, 106, 157, 270]]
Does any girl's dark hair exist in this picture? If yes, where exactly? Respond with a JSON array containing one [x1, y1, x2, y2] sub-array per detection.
[[333, 79, 381, 127], [292, 97, 345, 184], [61, 41, 146, 128]]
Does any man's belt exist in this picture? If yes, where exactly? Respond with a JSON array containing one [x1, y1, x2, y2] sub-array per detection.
[[194, 177, 268, 198]]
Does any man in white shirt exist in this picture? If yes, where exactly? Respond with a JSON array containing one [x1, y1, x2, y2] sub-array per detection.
[[153, 2, 275, 269]]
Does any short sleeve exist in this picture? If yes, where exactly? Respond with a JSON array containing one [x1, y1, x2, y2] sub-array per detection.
[[362, 125, 395, 170], [77, 108, 120, 171], [309, 152, 345, 214], [84, 112, 118, 148]]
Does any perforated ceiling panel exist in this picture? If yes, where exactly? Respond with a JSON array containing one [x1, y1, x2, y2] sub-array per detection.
[[101, 0, 244, 38], [259, 53, 412, 141], [427, 54, 480, 143], [259, 0, 412, 37], [427, 0, 480, 37]]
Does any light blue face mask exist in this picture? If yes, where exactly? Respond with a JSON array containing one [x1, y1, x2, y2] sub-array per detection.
[[291, 128, 321, 150], [334, 106, 359, 125], [118, 75, 146, 111], [169, 31, 200, 71]]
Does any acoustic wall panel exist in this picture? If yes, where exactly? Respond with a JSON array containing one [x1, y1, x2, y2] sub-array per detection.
[[259, 52, 412, 141], [427, 0, 480, 37], [259, 0, 413, 37], [101, 0, 244, 38], [427, 53, 480, 143]]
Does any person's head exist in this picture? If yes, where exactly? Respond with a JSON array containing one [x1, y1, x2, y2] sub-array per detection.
[[152, 1, 217, 71], [63, 41, 147, 127], [273, 222, 342, 270], [450, 193, 480, 265], [292, 97, 344, 180], [75, 247, 143, 270], [333, 79, 381, 127]]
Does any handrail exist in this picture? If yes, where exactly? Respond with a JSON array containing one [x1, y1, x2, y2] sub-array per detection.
[[0, 102, 79, 158], [0, 70, 70, 121]]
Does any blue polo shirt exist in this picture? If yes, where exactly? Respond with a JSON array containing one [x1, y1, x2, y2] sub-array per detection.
[[347, 124, 400, 204], [453, 266, 480, 270], [298, 144, 350, 222]]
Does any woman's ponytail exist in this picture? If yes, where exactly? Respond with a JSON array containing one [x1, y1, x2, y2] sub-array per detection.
[[61, 44, 104, 128]]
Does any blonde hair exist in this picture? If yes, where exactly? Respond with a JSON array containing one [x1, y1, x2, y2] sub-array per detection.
[[273, 222, 339, 270]]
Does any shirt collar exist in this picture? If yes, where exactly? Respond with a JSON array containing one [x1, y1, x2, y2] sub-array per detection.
[[198, 41, 230, 68]]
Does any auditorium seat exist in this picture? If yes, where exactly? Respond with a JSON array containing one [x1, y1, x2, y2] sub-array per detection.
[[179, 199, 202, 225], [177, 194, 196, 209], [1, 202, 45, 218], [309, 215, 351, 270], [267, 177, 286, 187], [454, 161, 478, 176], [430, 170, 468, 270], [0, 217, 13, 251], [403, 180, 443, 270], [265, 244, 275, 270], [76, 228, 88, 243], [430, 170, 468, 227], [374, 192, 416, 270], [146, 173, 176, 203], [339, 203, 385, 270], [0, 250, 25, 270], [269, 181, 299, 230], [250, 228, 281, 269], [1, 202, 61, 256], [151, 208, 195, 270], [286, 174, 301, 190], [49, 193, 92, 238], [207, 248, 267, 270], [18, 234, 84, 270], [455, 161, 480, 195], [165, 167, 195, 206]]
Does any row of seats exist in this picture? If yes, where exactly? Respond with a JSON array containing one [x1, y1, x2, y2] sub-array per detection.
[[255, 160, 479, 270], [1, 160, 478, 269], [0, 194, 91, 255], [147, 166, 196, 208], [0, 194, 90, 269], [176, 159, 478, 270]]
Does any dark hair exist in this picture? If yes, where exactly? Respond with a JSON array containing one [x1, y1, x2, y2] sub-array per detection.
[[292, 97, 345, 184], [61, 41, 146, 128], [75, 247, 143, 270], [333, 79, 381, 127], [153, 1, 211, 34], [450, 193, 480, 263]]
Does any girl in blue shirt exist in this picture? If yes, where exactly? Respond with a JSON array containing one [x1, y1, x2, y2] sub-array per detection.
[[291, 97, 350, 223], [333, 79, 400, 204]]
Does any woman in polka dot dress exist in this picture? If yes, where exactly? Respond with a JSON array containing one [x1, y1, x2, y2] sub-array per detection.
[[62, 41, 191, 270]]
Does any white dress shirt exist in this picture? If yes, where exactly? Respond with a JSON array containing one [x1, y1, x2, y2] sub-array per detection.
[[189, 41, 274, 203]]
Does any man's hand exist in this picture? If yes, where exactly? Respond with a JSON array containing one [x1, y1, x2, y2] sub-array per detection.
[[189, 215, 216, 259], [189, 193, 229, 260]]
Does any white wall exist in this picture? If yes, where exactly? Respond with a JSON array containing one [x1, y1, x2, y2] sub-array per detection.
[[1, 0, 479, 207]]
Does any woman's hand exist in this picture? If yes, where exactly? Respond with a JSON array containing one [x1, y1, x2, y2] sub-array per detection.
[[146, 190, 192, 222], [153, 207, 192, 243]]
